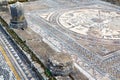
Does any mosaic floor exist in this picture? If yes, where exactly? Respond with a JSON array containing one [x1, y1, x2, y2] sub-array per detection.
[[0, 51, 16, 80]]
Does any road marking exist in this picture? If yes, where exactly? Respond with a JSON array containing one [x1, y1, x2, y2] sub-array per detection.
[[0, 46, 21, 80]]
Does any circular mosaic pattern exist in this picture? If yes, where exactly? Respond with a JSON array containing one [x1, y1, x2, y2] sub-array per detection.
[[59, 9, 120, 40]]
